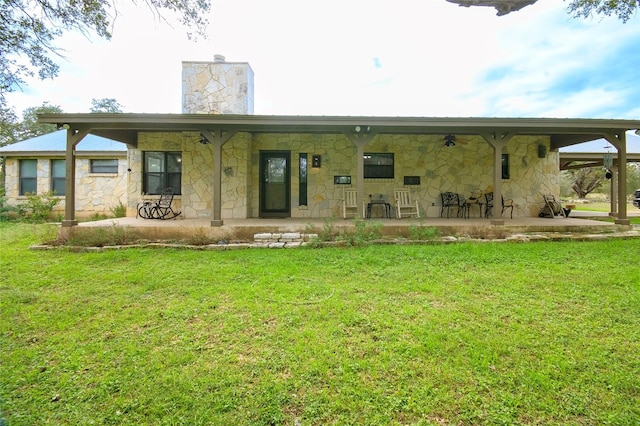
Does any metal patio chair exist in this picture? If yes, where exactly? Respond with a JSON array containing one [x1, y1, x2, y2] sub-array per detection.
[[485, 192, 514, 219]]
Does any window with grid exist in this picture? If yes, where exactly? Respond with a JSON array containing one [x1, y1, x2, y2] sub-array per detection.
[[364, 153, 394, 179], [143, 152, 182, 195], [91, 159, 119, 174], [19, 159, 37, 195], [51, 159, 66, 195]]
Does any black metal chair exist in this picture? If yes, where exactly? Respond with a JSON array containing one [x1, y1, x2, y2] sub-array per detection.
[[485, 192, 513, 219], [440, 192, 464, 218], [138, 187, 181, 220]]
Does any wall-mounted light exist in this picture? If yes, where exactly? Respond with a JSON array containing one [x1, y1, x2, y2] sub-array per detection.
[[199, 134, 210, 144], [224, 167, 233, 176], [537, 145, 547, 158], [444, 134, 456, 147], [312, 155, 321, 168]]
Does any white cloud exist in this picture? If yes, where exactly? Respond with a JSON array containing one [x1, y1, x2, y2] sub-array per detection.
[[5, 0, 640, 119]]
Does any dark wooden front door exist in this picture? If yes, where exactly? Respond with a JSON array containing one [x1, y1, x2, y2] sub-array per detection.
[[259, 151, 290, 218]]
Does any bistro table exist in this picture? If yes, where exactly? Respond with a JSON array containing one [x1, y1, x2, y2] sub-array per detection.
[[465, 197, 485, 218], [367, 196, 392, 219]]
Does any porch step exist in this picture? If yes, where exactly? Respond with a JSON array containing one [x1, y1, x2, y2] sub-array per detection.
[[253, 232, 318, 248]]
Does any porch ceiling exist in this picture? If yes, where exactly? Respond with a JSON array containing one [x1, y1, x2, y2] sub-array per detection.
[[38, 113, 640, 149]]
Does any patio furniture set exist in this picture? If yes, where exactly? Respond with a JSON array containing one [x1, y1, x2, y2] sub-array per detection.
[[341, 188, 515, 220]]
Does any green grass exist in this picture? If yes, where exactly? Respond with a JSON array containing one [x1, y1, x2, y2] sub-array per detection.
[[1, 223, 639, 425]]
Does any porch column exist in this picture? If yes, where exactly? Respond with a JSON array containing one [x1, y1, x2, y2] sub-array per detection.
[[605, 132, 629, 225], [481, 132, 513, 225], [62, 127, 90, 227], [346, 127, 375, 218], [200, 129, 236, 227], [609, 163, 618, 217]]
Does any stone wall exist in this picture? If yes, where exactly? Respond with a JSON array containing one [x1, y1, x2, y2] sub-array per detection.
[[3, 156, 128, 217], [131, 132, 558, 219]]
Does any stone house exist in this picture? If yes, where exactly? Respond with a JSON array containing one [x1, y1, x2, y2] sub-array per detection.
[[35, 56, 640, 227], [0, 130, 127, 217]]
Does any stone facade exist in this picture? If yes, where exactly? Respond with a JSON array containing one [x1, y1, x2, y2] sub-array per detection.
[[3, 156, 128, 217], [182, 55, 254, 114], [129, 131, 558, 219]]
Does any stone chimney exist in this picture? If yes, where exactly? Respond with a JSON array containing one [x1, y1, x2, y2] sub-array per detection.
[[182, 55, 254, 114]]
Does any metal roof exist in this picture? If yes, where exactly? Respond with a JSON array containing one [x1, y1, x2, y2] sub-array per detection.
[[37, 113, 640, 150], [560, 130, 640, 153], [0, 129, 127, 156]]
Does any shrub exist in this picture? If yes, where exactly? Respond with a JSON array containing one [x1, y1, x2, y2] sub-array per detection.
[[110, 202, 127, 218], [64, 224, 131, 247], [337, 217, 382, 246], [408, 224, 441, 240], [21, 192, 61, 222]]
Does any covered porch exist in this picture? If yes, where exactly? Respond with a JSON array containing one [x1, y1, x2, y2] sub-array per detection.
[[66, 211, 636, 243], [38, 114, 640, 230]]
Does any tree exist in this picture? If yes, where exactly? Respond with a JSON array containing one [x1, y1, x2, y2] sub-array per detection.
[[566, 0, 640, 23], [90, 98, 124, 113], [1, 103, 63, 147], [0, 107, 19, 148], [446, 0, 639, 21], [1, 0, 211, 110], [566, 167, 605, 199]]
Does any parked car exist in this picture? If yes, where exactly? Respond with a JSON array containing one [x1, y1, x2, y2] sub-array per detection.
[[634, 188, 640, 208]]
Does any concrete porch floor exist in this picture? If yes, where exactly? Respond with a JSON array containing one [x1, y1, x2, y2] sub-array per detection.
[[69, 210, 639, 242]]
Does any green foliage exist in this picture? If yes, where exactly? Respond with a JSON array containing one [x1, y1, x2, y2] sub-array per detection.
[[408, 224, 441, 240], [20, 191, 61, 222], [306, 217, 337, 244], [1, 0, 210, 111], [109, 202, 127, 218], [64, 225, 130, 247], [564, 166, 604, 199], [90, 98, 124, 113], [1, 222, 639, 424], [1, 103, 62, 147], [337, 217, 383, 246], [567, 0, 639, 23]]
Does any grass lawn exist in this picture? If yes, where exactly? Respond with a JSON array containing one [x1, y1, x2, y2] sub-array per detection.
[[1, 223, 639, 425]]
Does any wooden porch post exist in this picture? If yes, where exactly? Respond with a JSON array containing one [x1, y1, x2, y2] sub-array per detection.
[[200, 129, 236, 227], [62, 127, 90, 227], [481, 132, 513, 225], [605, 132, 629, 225], [346, 127, 375, 218]]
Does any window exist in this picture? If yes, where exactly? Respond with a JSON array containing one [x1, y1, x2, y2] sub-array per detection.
[[91, 159, 118, 173], [19, 159, 37, 195], [51, 159, 66, 196], [364, 153, 394, 179], [143, 152, 182, 195], [502, 154, 510, 179]]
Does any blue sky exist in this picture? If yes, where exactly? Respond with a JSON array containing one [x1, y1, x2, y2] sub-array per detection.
[[6, 0, 640, 119]]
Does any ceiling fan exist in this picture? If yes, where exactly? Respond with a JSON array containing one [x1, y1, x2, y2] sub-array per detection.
[[443, 134, 470, 147]]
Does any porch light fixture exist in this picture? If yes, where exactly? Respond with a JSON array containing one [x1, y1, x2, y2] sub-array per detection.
[[354, 125, 371, 134], [444, 134, 456, 147]]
